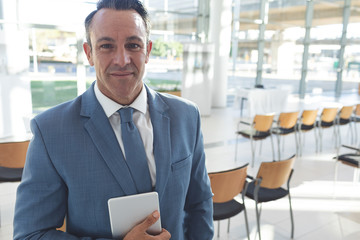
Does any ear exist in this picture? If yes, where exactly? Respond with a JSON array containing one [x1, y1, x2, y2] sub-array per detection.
[[83, 42, 94, 66], [145, 40, 152, 64]]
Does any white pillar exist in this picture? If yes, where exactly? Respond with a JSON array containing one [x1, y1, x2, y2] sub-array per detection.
[[277, 41, 296, 77], [0, 0, 32, 139], [208, 0, 232, 108]]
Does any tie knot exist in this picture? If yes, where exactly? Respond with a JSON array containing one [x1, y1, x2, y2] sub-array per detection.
[[118, 107, 134, 123]]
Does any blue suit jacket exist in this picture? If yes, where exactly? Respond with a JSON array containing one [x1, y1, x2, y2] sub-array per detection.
[[14, 83, 214, 239]]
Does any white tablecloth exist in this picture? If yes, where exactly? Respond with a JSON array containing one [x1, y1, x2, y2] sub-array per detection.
[[237, 88, 290, 117]]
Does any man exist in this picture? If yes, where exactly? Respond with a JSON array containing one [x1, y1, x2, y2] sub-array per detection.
[[13, 0, 214, 239]]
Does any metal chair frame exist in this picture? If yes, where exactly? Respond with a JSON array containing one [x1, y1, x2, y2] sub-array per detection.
[[235, 114, 275, 167], [209, 164, 250, 239], [297, 109, 318, 156], [246, 155, 295, 240]]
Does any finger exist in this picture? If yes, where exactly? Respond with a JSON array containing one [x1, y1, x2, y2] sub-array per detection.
[[158, 229, 171, 239], [138, 210, 160, 232]]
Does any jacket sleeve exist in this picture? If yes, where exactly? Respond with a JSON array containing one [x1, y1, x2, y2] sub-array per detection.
[[13, 119, 113, 240], [183, 107, 214, 240]]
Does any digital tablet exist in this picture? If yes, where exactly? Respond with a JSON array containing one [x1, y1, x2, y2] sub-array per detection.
[[108, 192, 162, 238]]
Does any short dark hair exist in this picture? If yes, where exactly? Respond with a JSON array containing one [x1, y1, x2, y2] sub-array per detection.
[[85, 0, 151, 49]]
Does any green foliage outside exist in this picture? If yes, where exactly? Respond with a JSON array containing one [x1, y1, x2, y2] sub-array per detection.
[[30, 79, 180, 113], [150, 39, 183, 58]]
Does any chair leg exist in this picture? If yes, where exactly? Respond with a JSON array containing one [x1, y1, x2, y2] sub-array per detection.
[[288, 193, 295, 239], [227, 218, 231, 233], [298, 131, 303, 157], [270, 134, 275, 161], [251, 136, 255, 167], [277, 134, 281, 160], [319, 127, 323, 152], [334, 160, 340, 183], [235, 134, 239, 161], [294, 131, 299, 156], [354, 168, 359, 183], [243, 208, 250, 240], [354, 122, 358, 145], [255, 202, 262, 240], [314, 127, 319, 153], [217, 221, 220, 238]]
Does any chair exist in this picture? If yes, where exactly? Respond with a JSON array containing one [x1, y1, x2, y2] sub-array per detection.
[[0, 140, 30, 227], [316, 107, 339, 152], [351, 103, 360, 144], [335, 105, 355, 146], [297, 109, 318, 156], [272, 111, 299, 159], [245, 155, 295, 240], [335, 145, 359, 183], [235, 113, 275, 167], [209, 164, 250, 239]]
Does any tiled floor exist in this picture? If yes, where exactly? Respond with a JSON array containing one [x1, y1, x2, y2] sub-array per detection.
[[1, 93, 360, 239]]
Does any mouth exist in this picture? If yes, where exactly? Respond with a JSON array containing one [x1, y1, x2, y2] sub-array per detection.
[[109, 71, 134, 78]]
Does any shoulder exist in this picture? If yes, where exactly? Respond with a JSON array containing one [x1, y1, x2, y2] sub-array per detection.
[[34, 96, 81, 123], [146, 86, 200, 118]]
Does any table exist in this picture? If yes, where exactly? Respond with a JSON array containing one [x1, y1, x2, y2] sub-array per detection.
[[237, 88, 290, 117]]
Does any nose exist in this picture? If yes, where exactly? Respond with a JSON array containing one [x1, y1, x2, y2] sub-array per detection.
[[113, 46, 131, 67]]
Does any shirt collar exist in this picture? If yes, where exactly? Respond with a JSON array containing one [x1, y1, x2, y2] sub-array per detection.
[[94, 81, 147, 118]]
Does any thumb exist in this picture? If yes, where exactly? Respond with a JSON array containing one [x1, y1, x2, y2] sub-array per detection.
[[138, 210, 160, 232]]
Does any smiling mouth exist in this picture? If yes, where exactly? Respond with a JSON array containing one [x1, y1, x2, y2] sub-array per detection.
[[110, 72, 134, 77]]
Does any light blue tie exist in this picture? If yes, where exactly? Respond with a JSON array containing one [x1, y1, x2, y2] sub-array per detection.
[[118, 107, 152, 193]]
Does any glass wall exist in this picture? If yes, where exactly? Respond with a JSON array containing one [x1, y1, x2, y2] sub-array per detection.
[[231, 0, 360, 95], [145, 0, 198, 92], [1, 0, 360, 115]]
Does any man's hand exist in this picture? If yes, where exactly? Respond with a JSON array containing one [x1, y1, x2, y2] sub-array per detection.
[[123, 211, 171, 240]]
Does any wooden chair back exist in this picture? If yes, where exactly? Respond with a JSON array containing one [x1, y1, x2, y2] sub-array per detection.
[[278, 111, 299, 129], [209, 164, 248, 203], [321, 108, 338, 123], [301, 109, 318, 125], [256, 155, 295, 189], [253, 114, 275, 132], [0, 140, 30, 168], [339, 105, 354, 120], [355, 104, 360, 116]]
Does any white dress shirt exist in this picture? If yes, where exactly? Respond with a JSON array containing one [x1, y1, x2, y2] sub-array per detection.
[[94, 82, 156, 187]]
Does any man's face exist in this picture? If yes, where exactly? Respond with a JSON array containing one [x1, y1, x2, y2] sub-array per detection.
[[84, 9, 152, 105]]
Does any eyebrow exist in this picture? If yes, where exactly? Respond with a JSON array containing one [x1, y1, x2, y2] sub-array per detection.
[[96, 36, 144, 44], [96, 37, 115, 44]]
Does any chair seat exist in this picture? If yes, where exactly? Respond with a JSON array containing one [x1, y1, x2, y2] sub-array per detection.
[[351, 116, 360, 122], [0, 166, 23, 182], [237, 129, 270, 140], [298, 124, 314, 131], [246, 181, 289, 203], [338, 154, 360, 168], [213, 200, 245, 221], [272, 127, 295, 135], [317, 121, 334, 128], [339, 118, 350, 125]]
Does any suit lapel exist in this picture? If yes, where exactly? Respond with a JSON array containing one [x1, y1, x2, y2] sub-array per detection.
[[81, 84, 138, 195], [146, 86, 171, 201]]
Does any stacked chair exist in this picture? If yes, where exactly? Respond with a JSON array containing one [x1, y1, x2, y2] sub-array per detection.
[[297, 109, 319, 156], [336, 105, 355, 146], [272, 111, 299, 159], [245, 155, 296, 240], [209, 164, 250, 239], [316, 107, 339, 152], [0, 140, 30, 227], [334, 144, 360, 183], [235, 114, 275, 167], [351, 103, 360, 144]]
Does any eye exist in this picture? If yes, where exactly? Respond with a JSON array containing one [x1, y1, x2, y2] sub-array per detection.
[[100, 44, 113, 49], [126, 43, 141, 50]]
